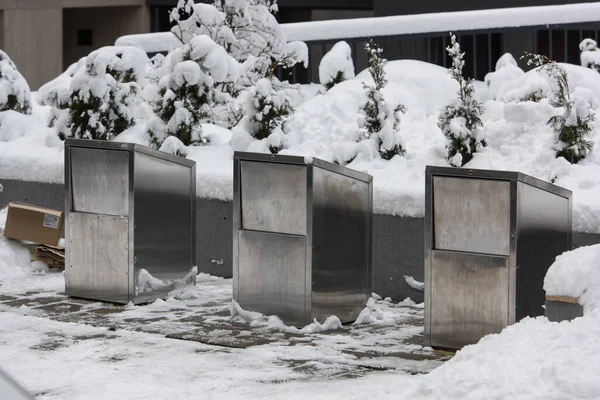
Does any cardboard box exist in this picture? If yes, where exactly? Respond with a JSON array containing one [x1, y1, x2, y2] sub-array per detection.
[[3, 202, 63, 246]]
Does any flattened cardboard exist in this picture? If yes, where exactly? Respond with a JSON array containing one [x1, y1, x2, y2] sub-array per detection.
[[3, 202, 63, 246]]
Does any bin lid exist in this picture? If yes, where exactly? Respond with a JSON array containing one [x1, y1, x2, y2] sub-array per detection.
[[234, 151, 372, 183], [64, 138, 196, 169], [425, 165, 572, 199]]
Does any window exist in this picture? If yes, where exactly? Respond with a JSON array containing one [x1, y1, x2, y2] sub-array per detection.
[[78, 29, 93, 46]]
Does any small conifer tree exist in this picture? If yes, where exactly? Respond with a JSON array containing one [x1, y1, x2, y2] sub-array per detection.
[[524, 52, 594, 164], [148, 35, 240, 149], [579, 38, 600, 73], [438, 33, 485, 167], [359, 39, 405, 160]]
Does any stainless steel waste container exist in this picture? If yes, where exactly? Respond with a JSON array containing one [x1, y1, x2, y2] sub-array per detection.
[[233, 152, 373, 326], [65, 139, 196, 304], [424, 166, 572, 349]]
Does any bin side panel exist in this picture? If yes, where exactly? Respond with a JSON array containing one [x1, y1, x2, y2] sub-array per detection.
[[70, 148, 129, 216], [240, 161, 307, 236], [237, 230, 308, 326], [66, 212, 130, 303], [433, 176, 510, 256], [133, 152, 195, 304], [311, 167, 371, 324], [516, 182, 571, 320], [429, 250, 509, 349]]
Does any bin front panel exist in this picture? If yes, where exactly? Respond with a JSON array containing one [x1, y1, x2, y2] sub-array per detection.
[[433, 176, 510, 255], [70, 147, 129, 216], [237, 230, 308, 325], [312, 167, 371, 323], [66, 212, 130, 303], [430, 250, 509, 349], [240, 161, 306, 236]]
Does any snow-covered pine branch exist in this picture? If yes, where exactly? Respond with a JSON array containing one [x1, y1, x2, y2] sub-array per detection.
[[438, 33, 485, 167], [524, 51, 594, 164], [358, 39, 405, 161], [169, 0, 307, 88], [0, 50, 32, 115]]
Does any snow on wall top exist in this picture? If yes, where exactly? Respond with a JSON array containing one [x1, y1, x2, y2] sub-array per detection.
[[116, 32, 182, 54], [283, 2, 600, 42], [116, 2, 600, 54]]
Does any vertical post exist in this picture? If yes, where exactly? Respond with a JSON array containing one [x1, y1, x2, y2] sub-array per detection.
[[427, 37, 431, 63], [442, 35, 447, 68], [564, 29, 568, 63], [488, 34, 493, 73], [549, 28, 553, 59], [473, 35, 477, 80]]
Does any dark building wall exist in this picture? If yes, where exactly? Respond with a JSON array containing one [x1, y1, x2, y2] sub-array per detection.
[[373, 0, 599, 16]]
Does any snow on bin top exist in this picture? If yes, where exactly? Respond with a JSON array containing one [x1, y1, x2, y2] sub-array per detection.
[[544, 245, 600, 308]]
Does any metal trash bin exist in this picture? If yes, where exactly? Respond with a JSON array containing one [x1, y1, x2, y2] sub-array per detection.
[[233, 152, 373, 326], [424, 166, 572, 349], [65, 139, 196, 304]]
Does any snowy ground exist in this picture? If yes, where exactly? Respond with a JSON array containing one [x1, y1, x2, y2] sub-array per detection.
[[0, 266, 447, 399], [2, 203, 600, 399]]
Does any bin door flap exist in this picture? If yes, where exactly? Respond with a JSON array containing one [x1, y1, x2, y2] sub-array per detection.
[[429, 250, 509, 349]]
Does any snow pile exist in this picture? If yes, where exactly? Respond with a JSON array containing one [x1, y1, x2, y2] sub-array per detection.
[[135, 266, 197, 294], [300, 316, 343, 333], [405, 312, 600, 399], [230, 300, 287, 330], [0, 209, 32, 281], [319, 41, 355, 88], [0, 111, 63, 182], [498, 62, 600, 104], [230, 300, 345, 333], [353, 297, 384, 325], [484, 53, 525, 100], [544, 244, 600, 311], [404, 275, 424, 291]]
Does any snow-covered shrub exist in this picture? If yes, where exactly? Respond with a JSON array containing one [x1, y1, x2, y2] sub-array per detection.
[[39, 47, 148, 140], [358, 39, 405, 161], [438, 34, 485, 167], [236, 77, 293, 153], [484, 53, 524, 100], [525, 52, 594, 164], [147, 35, 240, 150], [580, 38, 600, 73], [170, 0, 307, 88], [319, 41, 355, 90], [0, 50, 32, 115]]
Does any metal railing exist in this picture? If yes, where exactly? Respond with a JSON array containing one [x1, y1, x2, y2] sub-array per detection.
[[277, 22, 600, 84]]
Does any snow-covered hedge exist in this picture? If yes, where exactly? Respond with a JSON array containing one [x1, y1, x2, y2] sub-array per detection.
[[38, 46, 149, 141], [0, 50, 32, 115]]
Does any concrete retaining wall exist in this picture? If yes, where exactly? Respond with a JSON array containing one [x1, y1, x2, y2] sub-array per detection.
[[2, 178, 600, 303]]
